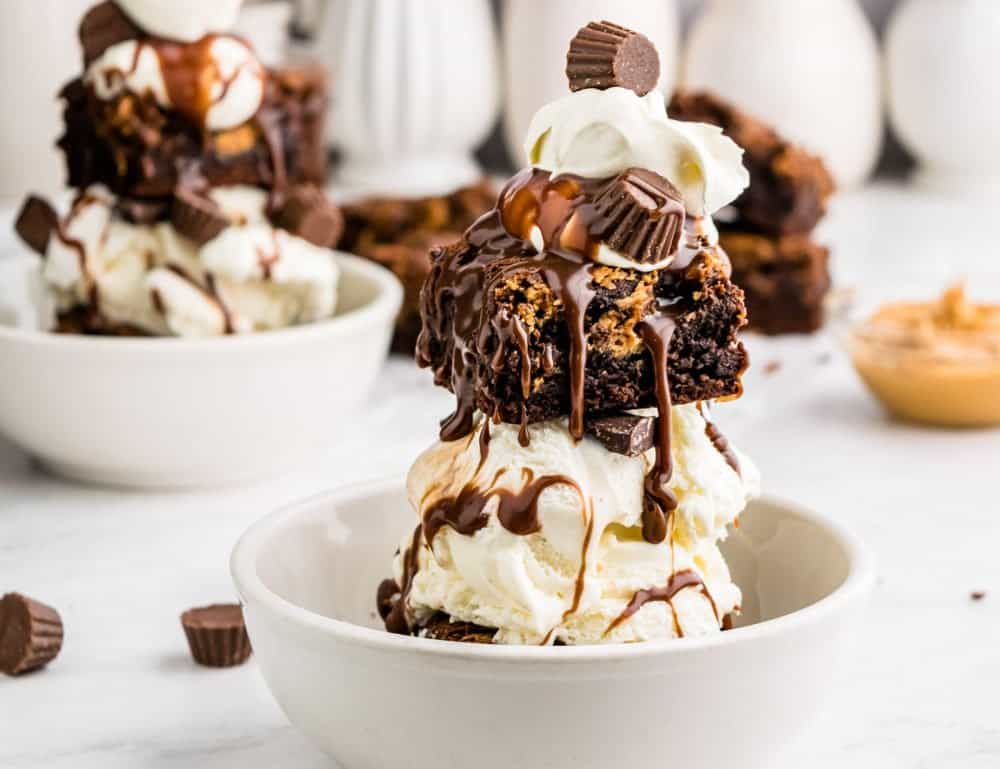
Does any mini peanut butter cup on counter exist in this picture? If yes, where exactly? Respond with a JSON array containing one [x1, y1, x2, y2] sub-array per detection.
[[566, 21, 660, 96], [181, 604, 252, 668], [0, 593, 64, 676]]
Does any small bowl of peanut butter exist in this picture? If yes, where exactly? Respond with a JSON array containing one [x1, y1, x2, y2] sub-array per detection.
[[848, 282, 1000, 427]]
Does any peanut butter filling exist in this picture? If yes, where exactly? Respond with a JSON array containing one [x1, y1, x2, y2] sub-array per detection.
[[850, 284, 1000, 427]]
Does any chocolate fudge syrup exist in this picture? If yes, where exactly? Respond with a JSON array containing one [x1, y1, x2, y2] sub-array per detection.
[[422, 467, 583, 544], [697, 401, 741, 476], [383, 524, 422, 635], [637, 314, 678, 544], [604, 569, 717, 638]]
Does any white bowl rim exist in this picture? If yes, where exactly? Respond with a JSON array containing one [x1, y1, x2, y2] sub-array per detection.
[[0, 250, 403, 349], [231, 478, 877, 663]]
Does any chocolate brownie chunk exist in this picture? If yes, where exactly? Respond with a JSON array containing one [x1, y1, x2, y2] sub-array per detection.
[[418, 170, 748, 433], [720, 230, 830, 335], [669, 91, 834, 236], [58, 64, 328, 201], [420, 613, 497, 644], [339, 181, 495, 352]]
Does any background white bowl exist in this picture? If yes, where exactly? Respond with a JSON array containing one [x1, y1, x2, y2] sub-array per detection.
[[232, 481, 875, 769], [0, 252, 402, 488]]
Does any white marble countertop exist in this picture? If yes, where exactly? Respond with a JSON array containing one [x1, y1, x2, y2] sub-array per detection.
[[2, 183, 999, 768]]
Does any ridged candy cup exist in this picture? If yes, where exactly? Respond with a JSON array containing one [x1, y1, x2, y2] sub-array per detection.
[[231, 480, 875, 769]]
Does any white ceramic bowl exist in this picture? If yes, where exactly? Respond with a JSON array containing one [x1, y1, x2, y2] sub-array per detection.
[[232, 480, 875, 769], [0, 253, 402, 488]]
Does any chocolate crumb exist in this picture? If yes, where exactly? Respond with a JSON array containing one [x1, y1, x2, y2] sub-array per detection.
[[180, 604, 252, 668], [566, 21, 660, 96], [0, 593, 64, 676], [971, 591, 986, 601], [15, 196, 60, 256]]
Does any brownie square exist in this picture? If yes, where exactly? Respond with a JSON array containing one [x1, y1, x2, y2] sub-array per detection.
[[720, 230, 831, 335], [58, 64, 328, 200], [669, 91, 834, 237], [418, 235, 749, 427]]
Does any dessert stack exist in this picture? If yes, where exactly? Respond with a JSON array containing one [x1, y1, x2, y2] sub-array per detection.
[[670, 92, 835, 335], [14, 0, 343, 337], [378, 22, 760, 645]]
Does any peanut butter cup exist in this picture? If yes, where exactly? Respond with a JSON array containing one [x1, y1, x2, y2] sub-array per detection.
[[180, 604, 252, 668], [0, 593, 64, 676], [566, 21, 660, 96]]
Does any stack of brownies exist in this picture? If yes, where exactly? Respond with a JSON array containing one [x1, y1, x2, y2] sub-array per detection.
[[670, 92, 835, 334]]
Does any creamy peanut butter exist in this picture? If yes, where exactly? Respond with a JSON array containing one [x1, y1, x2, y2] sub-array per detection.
[[850, 284, 1000, 427]]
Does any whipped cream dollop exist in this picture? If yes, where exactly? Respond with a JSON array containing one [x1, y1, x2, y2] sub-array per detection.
[[524, 88, 749, 218], [44, 186, 339, 337], [115, 0, 243, 43], [85, 35, 264, 131], [397, 404, 759, 645]]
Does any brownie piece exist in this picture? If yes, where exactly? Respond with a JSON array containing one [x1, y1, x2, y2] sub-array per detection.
[[339, 181, 495, 352], [720, 230, 831, 335], [420, 613, 497, 644], [668, 91, 834, 236], [418, 228, 749, 429], [366, 230, 462, 353], [58, 64, 328, 200]]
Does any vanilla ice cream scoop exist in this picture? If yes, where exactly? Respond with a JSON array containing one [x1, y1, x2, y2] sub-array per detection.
[[44, 186, 339, 337], [395, 404, 758, 645], [85, 34, 264, 132], [115, 0, 243, 43]]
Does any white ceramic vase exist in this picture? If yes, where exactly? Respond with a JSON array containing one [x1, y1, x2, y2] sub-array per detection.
[[0, 0, 94, 202], [502, 0, 679, 168], [683, 0, 883, 189], [886, 0, 1000, 195], [312, 0, 500, 196]]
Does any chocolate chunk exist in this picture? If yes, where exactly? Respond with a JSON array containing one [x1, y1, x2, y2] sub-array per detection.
[[15, 196, 60, 256], [79, 1, 141, 66], [566, 21, 660, 96], [180, 604, 252, 668], [585, 414, 657, 456], [171, 189, 229, 245], [272, 185, 343, 248], [971, 591, 986, 602], [0, 593, 64, 676], [592, 168, 684, 265], [376, 579, 401, 621]]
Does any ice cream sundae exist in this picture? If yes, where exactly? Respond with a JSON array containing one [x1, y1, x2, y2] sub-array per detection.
[[377, 21, 760, 645]]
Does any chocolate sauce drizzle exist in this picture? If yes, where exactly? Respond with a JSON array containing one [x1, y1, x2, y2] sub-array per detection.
[[422, 467, 583, 545], [382, 524, 422, 635], [104, 35, 263, 132], [604, 569, 718, 638], [697, 401, 741, 477], [638, 315, 678, 544]]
